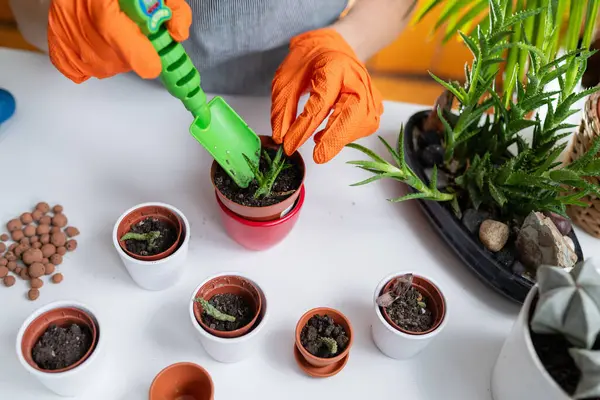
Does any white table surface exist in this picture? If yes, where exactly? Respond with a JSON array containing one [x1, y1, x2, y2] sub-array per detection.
[[0, 48, 598, 400]]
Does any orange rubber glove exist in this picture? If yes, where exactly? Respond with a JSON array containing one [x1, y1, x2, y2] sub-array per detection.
[[47, 0, 192, 84], [271, 28, 384, 164]]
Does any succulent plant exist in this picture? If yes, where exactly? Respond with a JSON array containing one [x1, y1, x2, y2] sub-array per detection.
[[376, 273, 414, 307], [531, 259, 600, 349], [120, 231, 161, 251], [568, 349, 600, 399], [243, 146, 292, 199], [319, 337, 338, 355], [195, 298, 236, 322]]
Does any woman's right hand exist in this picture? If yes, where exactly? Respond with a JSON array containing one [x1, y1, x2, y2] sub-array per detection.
[[48, 0, 192, 84]]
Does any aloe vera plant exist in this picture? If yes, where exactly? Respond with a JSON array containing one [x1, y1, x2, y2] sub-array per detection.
[[243, 146, 292, 199], [120, 231, 161, 251], [531, 259, 600, 399], [195, 298, 236, 322], [319, 337, 338, 355]]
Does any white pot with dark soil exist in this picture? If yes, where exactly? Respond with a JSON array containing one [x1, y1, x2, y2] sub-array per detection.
[[188, 272, 269, 363], [371, 272, 448, 359], [112, 202, 190, 290], [492, 260, 600, 400], [15, 301, 105, 397]]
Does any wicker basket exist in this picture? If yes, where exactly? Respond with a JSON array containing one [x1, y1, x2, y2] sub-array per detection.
[[565, 91, 600, 238]]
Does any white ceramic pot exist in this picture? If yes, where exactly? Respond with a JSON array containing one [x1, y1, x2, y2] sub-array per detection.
[[371, 272, 448, 359], [188, 272, 269, 363], [491, 286, 571, 400], [112, 202, 190, 291], [15, 301, 105, 397]]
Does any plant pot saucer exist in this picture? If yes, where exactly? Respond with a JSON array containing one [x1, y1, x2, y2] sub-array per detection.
[[293, 344, 349, 378]]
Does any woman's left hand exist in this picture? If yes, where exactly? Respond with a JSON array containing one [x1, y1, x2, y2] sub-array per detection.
[[271, 28, 384, 164]]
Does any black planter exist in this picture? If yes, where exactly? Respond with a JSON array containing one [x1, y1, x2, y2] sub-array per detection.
[[404, 110, 585, 304]]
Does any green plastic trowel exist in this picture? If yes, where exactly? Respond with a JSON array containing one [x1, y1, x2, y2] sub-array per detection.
[[119, 0, 261, 188]]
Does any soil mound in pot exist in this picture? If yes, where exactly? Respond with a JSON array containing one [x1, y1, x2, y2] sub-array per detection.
[[32, 323, 93, 370], [385, 286, 434, 333], [300, 314, 350, 358], [123, 217, 177, 257], [201, 293, 254, 332], [214, 148, 303, 208]]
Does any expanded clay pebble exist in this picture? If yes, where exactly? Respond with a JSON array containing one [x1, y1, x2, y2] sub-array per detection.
[[52, 214, 68, 228], [39, 215, 51, 225], [40, 234, 50, 244], [23, 225, 36, 237], [0, 258, 6, 266], [32, 242, 42, 249], [30, 236, 39, 244], [5, 251, 16, 261], [65, 227, 80, 237], [20, 269, 30, 280], [57, 247, 66, 256], [44, 263, 55, 275], [41, 244, 56, 258], [35, 202, 50, 213], [0, 266, 7, 278], [31, 210, 43, 222], [28, 289, 39, 300], [51, 232, 67, 247], [52, 273, 63, 284], [20, 213, 33, 224], [11, 230, 24, 242], [66, 240, 77, 251], [14, 266, 22, 275], [30, 278, 43, 289], [19, 237, 29, 246], [50, 254, 63, 265], [7, 261, 16, 271], [22, 248, 43, 265], [3, 276, 15, 287], [14, 244, 28, 257], [0, 233, 8, 241], [42, 258, 49, 264], [7, 219, 22, 232], [0, 242, 5, 253], [50, 227, 61, 234], [29, 263, 45, 278], [53, 205, 63, 214], [36, 224, 50, 235]]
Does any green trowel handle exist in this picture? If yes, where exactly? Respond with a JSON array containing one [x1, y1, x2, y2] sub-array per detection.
[[118, 0, 211, 128]]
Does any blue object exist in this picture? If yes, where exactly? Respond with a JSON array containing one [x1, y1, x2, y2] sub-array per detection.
[[0, 89, 16, 125]]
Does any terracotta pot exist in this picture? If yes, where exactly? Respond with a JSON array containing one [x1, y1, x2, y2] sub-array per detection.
[[20, 306, 98, 373], [116, 205, 183, 262], [211, 135, 306, 222], [380, 274, 446, 335], [193, 275, 262, 339], [149, 362, 214, 400], [295, 307, 354, 369], [216, 185, 305, 251]]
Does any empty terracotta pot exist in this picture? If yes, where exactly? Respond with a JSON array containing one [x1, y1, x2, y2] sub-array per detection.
[[380, 274, 446, 335], [149, 362, 214, 400], [211, 135, 306, 222], [116, 205, 183, 262], [193, 275, 262, 339], [295, 307, 354, 368], [216, 185, 305, 251], [21, 307, 98, 373]]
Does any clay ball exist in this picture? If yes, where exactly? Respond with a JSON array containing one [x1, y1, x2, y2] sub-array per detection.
[[0, 266, 8, 278], [28, 263, 45, 278], [65, 227, 80, 238], [23, 225, 36, 237], [14, 244, 28, 257], [32, 242, 42, 249], [20, 269, 30, 280], [7, 261, 16, 271], [31, 210, 43, 222], [0, 258, 6, 266], [50, 227, 61, 234], [52, 273, 63, 284], [30, 278, 43, 289], [50, 254, 63, 265], [41, 244, 56, 258], [5, 252, 16, 261], [66, 240, 77, 251], [40, 216, 51, 225], [36, 224, 50, 235], [51, 214, 67, 228], [0, 233, 8, 241], [57, 247, 67, 256], [22, 248, 43, 265], [44, 263, 55, 275], [28, 289, 40, 301], [40, 234, 50, 244], [3, 276, 15, 287], [19, 237, 30, 246], [51, 232, 67, 247], [8, 243, 17, 251], [30, 236, 39, 244], [20, 213, 33, 224], [7, 219, 22, 232], [14, 267, 22, 274], [0, 243, 5, 253], [11, 230, 24, 242], [36, 202, 50, 213], [42, 258, 49, 264], [53, 205, 63, 214]]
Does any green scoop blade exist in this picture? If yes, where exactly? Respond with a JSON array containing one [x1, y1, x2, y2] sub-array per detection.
[[119, 0, 260, 188]]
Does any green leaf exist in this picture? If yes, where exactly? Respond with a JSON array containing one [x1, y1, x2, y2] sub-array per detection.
[[444, 2, 490, 43], [345, 143, 389, 164], [570, 136, 600, 170], [350, 173, 392, 187], [412, 0, 444, 24], [549, 169, 587, 186], [428, 72, 467, 103], [429, 165, 439, 190], [489, 182, 508, 206], [389, 192, 433, 202], [378, 136, 402, 167], [501, 7, 544, 30], [582, 159, 600, 176], [346, 160, 396, 173], [458, 31, 480, 58]]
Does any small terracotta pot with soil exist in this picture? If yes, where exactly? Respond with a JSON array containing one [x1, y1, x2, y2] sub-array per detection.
[[193, 275, 262, 339], [116, 205, 182, 262], [371, 272, 448, 360], [149, 362, 214, 400], [211, 135, 306, 222], [294, 307, 354, 378], [16, 301, 105, 397]]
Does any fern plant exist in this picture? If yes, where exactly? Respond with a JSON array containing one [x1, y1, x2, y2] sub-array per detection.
[[243, 146, 292, 199], [347, 0, 600, 219]]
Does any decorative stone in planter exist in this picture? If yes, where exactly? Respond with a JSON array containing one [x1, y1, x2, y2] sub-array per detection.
[[16, 301, 104, 397], [294, 307, 353, 378], [492, 260, 600, 400], [149, 362, 214, 400], [189, 272, 269, 363], [371, 272, 447, 360], [112, 202, 190, 291]]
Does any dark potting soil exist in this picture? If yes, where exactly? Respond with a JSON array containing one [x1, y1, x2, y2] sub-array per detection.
[[32, 324, 92, 370], [214, 148, 303, 207], [384, 286, 434, 332], [300, 314, 350, 358], [529, 296, 600, 400], [124, 217, 177, 256], [201, 293, 254, 332]]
